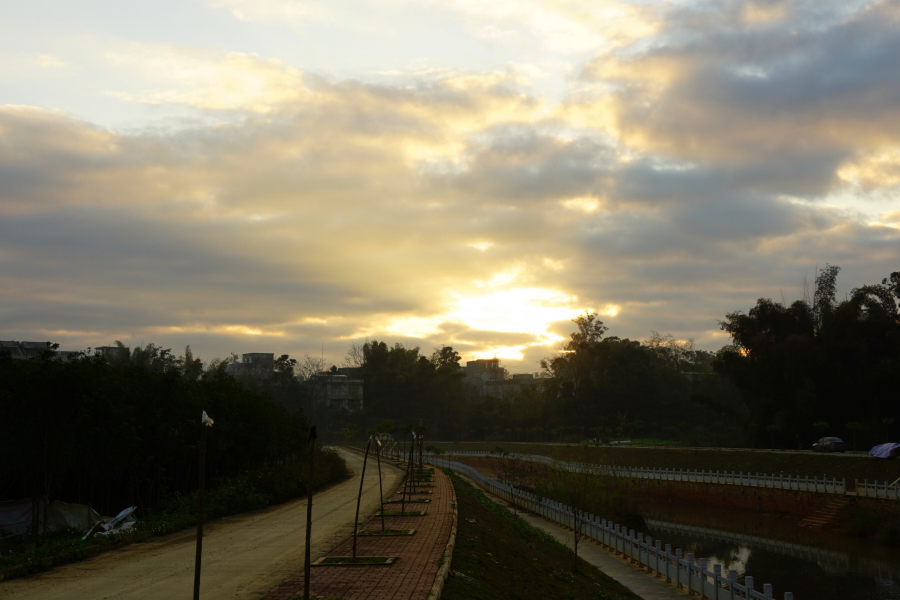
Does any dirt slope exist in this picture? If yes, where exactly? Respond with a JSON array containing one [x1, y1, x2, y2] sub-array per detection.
[[1, 449, 401, 600]]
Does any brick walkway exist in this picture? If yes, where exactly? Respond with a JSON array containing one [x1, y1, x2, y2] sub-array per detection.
[[265, 461, 455, 600]]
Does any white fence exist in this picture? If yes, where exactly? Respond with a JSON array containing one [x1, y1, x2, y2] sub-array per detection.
[[425, 449, 866, 496], [418, 453, 793, 600], [855, 479, 900, 499]]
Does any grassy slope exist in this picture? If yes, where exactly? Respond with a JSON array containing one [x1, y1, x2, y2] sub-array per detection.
[[442, 469, 642, 600], [432, 443, 900, 483]]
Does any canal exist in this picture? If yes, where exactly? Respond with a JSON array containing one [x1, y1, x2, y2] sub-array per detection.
[[641, 500, 900, 599]]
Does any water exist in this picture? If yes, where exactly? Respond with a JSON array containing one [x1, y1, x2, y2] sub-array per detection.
[[641, 501, 900, 599]]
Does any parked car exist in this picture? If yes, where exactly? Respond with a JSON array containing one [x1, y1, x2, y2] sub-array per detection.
[[812, 437, 846, 453]]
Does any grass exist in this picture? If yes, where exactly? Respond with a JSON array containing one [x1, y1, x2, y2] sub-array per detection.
[[432, 442, 900, 483], [441, 469, 642, 600], [0, 527, 134, 575], [140, 447, 349, 537], [844, 505, 900, 546]]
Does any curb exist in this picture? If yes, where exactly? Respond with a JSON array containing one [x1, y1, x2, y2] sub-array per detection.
[[426, 465, 457, 600]]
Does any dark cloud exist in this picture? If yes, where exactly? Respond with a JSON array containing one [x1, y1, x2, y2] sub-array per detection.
[[581, 0, 900, 194]]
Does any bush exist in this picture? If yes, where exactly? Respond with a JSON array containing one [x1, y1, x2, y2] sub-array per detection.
[[141, 447, 348, 536]]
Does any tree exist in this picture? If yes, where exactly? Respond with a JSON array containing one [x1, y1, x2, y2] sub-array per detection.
[[813, 421, 829, 438], [296, 355, 328, 418], [342, 342, 366, 369], [183, 346, 203, 380], [570, 311, 608, 345], [813, 264, 841, 333], [715, 266, 900, 449], [547, 449, 604, 573], [489, 447, 526, 514], [273, 354, 298, 382], [846, 421, 863, 451], [766, 411, 786, 449], [883, 417, 896, 443], [643, 331, 700, 373], [431, 346, 461, 370]]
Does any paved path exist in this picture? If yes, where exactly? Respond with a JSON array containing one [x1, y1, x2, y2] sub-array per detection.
[[266, 460, 455, 600], [0, 449, 402, 600], [459, 473, 686, 600]]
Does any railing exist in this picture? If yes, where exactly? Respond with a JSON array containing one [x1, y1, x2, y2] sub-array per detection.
[[424, 449, 860, 496], [855, 479, 900, 499], [416, 453, 793, 600]]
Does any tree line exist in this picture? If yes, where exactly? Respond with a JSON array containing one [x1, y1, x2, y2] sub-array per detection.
[[0, 348, 316, 517], [715, 266, 900, 450], [334, 266, 899, 451]]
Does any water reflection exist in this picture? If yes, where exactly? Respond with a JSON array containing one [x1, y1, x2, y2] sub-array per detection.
[[643, 512, 900, 599]]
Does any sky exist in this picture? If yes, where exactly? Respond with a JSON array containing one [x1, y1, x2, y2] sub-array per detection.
[[2, 0, 899, 371]]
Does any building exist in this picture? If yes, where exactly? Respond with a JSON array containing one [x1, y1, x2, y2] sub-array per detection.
[[464, 358, 504, 382], [226, 353, 275, 378], [95, 345, 130, 363], [306, 373, 364, 412], [0, 341, 80, 361], [484, 372, 548, 401], [0, 341, 26, 359], [461, 358, 548, 402]]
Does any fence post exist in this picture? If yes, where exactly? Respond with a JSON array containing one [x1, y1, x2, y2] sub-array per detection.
[[655, 540, 662, 576], [729, 569, 737, 600], [676, 549, 684, 588], [699, 557, 707, 599], [686, 552, 694, 595], [629, 530, 635, 562]]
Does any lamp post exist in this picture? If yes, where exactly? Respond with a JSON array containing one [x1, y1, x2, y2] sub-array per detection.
[[352, 436, 372, 560], [376, 436, 385, 531], [193, 410, 214, 600]]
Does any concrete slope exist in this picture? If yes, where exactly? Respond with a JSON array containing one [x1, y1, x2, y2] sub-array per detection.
[[1, 449, 402, 600]]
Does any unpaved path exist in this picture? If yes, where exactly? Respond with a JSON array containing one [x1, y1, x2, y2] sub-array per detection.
[[1, 449, 402, 600]]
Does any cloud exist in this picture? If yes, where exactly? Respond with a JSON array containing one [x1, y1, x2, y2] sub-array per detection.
[[205, 0, 327, 26], [577, 0, 900, 195], [35, 55, 67, 69], [102, 45, 308, 112], [434, 0, 662, 54], [3, 1, 900, 368]]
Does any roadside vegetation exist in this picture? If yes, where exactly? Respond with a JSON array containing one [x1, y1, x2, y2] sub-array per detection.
[[0, 453, 349, 575], [0, 350, 348, 575], [441, 469, 642, 600]]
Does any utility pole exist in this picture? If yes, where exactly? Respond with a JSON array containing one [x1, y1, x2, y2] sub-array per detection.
[[193, 411, 214, 600], [303, 425, 317, 600]]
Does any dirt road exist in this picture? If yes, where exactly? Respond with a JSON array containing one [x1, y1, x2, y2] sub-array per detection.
[[1, 449, 402, 600]]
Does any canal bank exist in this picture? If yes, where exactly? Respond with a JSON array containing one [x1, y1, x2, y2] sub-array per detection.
[[435, 452, 900, 599], [642, 500, 900, 600]]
